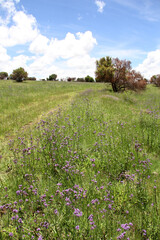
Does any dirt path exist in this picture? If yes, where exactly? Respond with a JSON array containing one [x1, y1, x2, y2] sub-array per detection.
[[101, 94, 120, 101]]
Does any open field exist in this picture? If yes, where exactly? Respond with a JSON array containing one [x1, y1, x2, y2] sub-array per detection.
[[0, 81, 160, 239], [0, 81, 104, 139]]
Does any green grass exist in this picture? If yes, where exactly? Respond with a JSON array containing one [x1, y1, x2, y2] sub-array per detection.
[[1, 82, 160, 239], [0, 80, 104, 140]]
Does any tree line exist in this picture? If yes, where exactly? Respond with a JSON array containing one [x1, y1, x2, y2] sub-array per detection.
[[0, 56, 160, 92], [0, 68, 94, 83]]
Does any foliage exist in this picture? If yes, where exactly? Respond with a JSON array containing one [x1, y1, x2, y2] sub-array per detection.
[[126, 70, 147, 91], [95, 56, 146, 92], [27, 77, 36, 81], [150, 74, 160, 87], [95, 56, 114, 83], [85, 75, 94, 82], [0, 71, 8, 79], [67, 77, 76, 82], [77, 78, 85, 82], [10, 67, 28, 82], [47, 74, 57, 81]]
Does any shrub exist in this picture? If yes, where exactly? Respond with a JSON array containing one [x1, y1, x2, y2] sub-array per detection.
[[77, 78, 85, 82], [150, 74, 160, 87], [85, 75, 94, 82], [67, 77, 76, 82], [27, 77, 36, 81]]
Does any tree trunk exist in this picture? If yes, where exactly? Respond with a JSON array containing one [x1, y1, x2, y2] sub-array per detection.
[[111, 82, 118, 92]]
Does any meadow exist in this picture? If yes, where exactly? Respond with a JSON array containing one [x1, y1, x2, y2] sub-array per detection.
[[0, 80, 160, 239]]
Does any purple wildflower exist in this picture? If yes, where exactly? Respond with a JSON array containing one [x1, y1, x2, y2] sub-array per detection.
[[73, 208, 83, 217], [54, 209, 58, 215], [75, 225, 79, 230]]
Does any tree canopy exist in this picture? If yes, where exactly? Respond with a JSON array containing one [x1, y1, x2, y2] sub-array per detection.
[[95, 56, 146, 92], [0, 72, 8, 80], [47, 74, 57, 81], [10, 67, 28, 82], [150, 74, 160, 87], [85, 75, 94, 82]]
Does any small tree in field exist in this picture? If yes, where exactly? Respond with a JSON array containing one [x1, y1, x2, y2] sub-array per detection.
[[85, 75, 94, 82], [0, 72, 8, 80], [95, 56, 146, 92], [47, 74, 57, 81], [150, 74, 160, 87], [10, 67, 28, 82]]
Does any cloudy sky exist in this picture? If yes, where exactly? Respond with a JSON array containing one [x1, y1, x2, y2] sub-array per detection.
[[0, 0, 160, 79]]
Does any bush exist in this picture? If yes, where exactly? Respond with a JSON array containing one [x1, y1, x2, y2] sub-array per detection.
[[77, 78, 85, 82], [27, 77, 36, 81], [85, 75, 94, 82], [150, 75, 160, 87], [67, 77, 76, 82]]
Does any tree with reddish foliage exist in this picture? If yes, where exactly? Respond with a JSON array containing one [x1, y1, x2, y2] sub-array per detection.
[[111, 58, 132, 92], [126, 70, 147, 91], [150, 74, 160, 87], [67, 77, 76, 82], [95, 56, 146, 92]]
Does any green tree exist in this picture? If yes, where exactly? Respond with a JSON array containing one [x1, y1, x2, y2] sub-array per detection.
[[47, 74, 57, 81], [95, 56, 145, 92], [10, 67, 28, 82], [85, 75, 94, 82], [95, 56, 114, 84], [0, 72, 8, 80]]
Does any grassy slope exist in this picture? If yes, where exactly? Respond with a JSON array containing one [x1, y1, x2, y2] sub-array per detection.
[[0, 80, 104, 139], [1, 82, 160, 239]]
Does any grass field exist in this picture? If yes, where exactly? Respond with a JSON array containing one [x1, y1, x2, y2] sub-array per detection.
[[0, 81, 160, 239]]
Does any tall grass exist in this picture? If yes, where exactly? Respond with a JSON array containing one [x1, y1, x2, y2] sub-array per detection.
[[0, 81, 104, 139], [1, 85, 160, 239]]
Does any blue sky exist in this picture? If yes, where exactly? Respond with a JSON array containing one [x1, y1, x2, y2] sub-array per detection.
[[0, 0, 160, 79]]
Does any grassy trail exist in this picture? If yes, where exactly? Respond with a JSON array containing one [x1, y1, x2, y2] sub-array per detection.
[[0, 81, 104, 176], [1, 82, 160, 239]]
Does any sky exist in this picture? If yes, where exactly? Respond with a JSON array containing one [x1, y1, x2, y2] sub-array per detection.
[[0, 0, 160, 80]]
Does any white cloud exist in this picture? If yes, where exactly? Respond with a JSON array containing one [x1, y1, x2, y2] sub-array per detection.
[[136, 49, 160, 79], [0, 0, 16, 15], [29, 34, 49, 55], [28, 31, 97, 78], [95, 0, 106, 13], [0, 45, 11, 63], [0, 11, 38, 47], [0, 0, 97, 79]]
